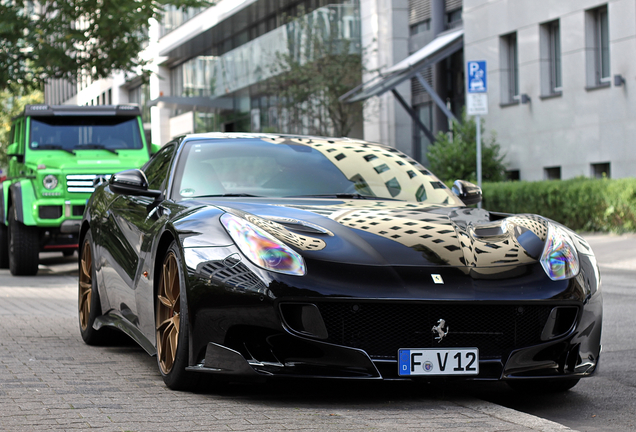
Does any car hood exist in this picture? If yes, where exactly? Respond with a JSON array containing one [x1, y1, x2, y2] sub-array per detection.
[[182, 198, 551, 269]]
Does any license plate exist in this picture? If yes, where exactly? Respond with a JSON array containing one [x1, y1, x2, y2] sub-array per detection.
[[398, 348, 479, 376]]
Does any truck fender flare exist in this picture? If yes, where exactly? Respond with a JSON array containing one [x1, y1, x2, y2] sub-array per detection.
[[8, 183, 24, 223], [0, 185, 5, 225]]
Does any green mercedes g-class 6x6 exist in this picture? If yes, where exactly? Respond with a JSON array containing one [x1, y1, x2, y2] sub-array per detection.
[[0, 104, 159, 276]]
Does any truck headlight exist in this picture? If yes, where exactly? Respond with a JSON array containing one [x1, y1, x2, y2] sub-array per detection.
[[43, 175, 58, 190]]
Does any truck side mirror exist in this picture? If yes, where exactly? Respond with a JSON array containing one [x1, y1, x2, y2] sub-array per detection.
[[6, 142, 23, 163], [7, 143, 18, 157], [150, 143, 161, 156]]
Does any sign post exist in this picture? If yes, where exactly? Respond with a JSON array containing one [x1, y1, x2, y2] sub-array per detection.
[[466, 61, 488, 208]]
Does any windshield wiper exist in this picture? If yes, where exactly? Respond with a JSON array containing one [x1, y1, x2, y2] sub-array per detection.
[[76, 143, 119, 155], [36, 144, 76, 155], [191, 194, 262, 198], [287, 193, 396, 200]]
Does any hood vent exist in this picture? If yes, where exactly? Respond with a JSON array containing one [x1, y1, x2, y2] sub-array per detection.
[[471, 221, 507, 239], [264, 216, 333, 236]]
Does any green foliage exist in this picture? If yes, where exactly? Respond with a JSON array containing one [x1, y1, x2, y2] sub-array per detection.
[[482, 177, 636, 232], [0, 0, 212, 90], [427, 110, 507, 183], [267, 12, 364, 137], [0, 87, 44, 168]]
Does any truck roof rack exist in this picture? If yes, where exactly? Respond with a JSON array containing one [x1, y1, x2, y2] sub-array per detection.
[[23, 104, 142, 117]]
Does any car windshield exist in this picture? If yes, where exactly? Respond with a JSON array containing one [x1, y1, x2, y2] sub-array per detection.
[[172, 137, 462, 205], [29, 116, 143, 151]]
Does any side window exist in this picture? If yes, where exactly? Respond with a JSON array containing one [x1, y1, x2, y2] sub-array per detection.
[[143, 144, 175, 191], [15, 119, 23, 150]]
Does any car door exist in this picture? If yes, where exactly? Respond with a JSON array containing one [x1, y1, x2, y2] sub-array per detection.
[[101, 143, 177, 330]]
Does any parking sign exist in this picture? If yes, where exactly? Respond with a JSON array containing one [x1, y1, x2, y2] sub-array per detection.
[[467, 61, 487, 93]]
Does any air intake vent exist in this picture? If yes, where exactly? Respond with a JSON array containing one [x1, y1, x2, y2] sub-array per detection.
[[39, 206, 62, 219]]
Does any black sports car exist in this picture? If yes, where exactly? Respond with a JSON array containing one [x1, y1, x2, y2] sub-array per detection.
[[78, 133, 602, 392]]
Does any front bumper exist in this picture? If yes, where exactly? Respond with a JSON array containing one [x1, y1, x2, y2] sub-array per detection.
[[185, 294, 602, 382], [30, 197, 89, 228], [187, 311, 601, 382], [184, 248, 602, 382]]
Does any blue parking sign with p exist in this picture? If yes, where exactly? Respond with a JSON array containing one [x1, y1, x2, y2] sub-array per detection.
[[467, 61, 487, 93]]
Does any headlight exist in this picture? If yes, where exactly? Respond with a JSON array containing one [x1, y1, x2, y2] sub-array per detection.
[[220, 213, 306, 276], [540, 223, 580, 281], [43, 174, 58, 190]]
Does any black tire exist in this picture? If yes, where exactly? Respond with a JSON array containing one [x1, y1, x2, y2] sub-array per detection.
[[0, 222, 9, 269], [155, 242, 197, 390], [507, 378, 581, 393], [8, 206, 39, 276], [78, 230, 111, 345]]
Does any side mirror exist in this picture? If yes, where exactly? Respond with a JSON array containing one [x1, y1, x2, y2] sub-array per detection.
[[6, 142, 23, 163], [452, 180, 482, 205], [109, 169, 161, 198], [150, 143, 161, 156], [7, 143, 18, 156]]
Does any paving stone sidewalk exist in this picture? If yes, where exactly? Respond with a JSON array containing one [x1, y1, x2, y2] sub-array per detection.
[[0, 267, 577, 432]]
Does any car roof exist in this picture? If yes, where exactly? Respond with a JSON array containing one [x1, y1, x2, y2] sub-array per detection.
[[178, 132, 386, 148]]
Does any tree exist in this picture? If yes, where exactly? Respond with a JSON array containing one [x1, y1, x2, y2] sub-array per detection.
[[427, 109, 507, 183], [267, 9, 365, 137], [0, 88, 44, 168], [0, 0, 211, 91]]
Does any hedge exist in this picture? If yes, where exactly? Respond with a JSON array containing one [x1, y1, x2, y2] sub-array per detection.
[[480, 177, 636, 233]]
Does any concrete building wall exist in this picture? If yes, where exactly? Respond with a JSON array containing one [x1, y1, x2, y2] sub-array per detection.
[[463, 0, 636, 180]]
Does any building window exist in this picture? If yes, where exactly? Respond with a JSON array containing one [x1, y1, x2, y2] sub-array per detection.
[[129, 84, 151, 124], [591, 162, 610, 178], [446, 9, 462, 29], [410, 20, 430, 36], [586, 5, 610, 87], [500, 32, 519, 104], [544, 166, 561, 180], [506, 170, 520, 181], [540, 20, 561, 96], [415, 102, 433, 165]]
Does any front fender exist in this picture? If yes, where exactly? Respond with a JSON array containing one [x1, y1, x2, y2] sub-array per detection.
[[8, 180, 37, 226], [0, 181, 8, 225]]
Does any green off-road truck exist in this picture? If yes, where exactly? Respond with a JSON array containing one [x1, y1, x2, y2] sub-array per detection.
[[0, 104, 159, 276]]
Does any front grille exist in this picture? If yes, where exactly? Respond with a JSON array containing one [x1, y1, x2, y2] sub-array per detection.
[[315, 302, 555, 360], [39, 205, 62, 219], [66, 174, 111, 193]]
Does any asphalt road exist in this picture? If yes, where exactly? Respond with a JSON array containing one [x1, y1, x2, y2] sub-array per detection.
[[462, 234, 636, 432], [1, 236, 634, 431]]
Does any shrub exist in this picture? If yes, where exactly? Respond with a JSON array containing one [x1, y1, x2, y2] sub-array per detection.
[[428, 109, 507, 183], [481, 177, 636, 232]]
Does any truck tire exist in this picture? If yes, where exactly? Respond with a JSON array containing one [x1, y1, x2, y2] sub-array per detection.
[[0, 223, 8, 269], [8, 206, 40, 276]]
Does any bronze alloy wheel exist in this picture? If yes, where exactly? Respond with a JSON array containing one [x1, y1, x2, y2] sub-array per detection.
[[78, 240, 92, 331], [156, 251, 181, 375]]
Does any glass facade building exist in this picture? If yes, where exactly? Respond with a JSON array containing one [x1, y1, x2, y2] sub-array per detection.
[[160, 1, 361, 135]]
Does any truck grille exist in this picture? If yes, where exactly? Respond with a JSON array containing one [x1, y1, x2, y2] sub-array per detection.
[[66, 174, 111, 193]]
